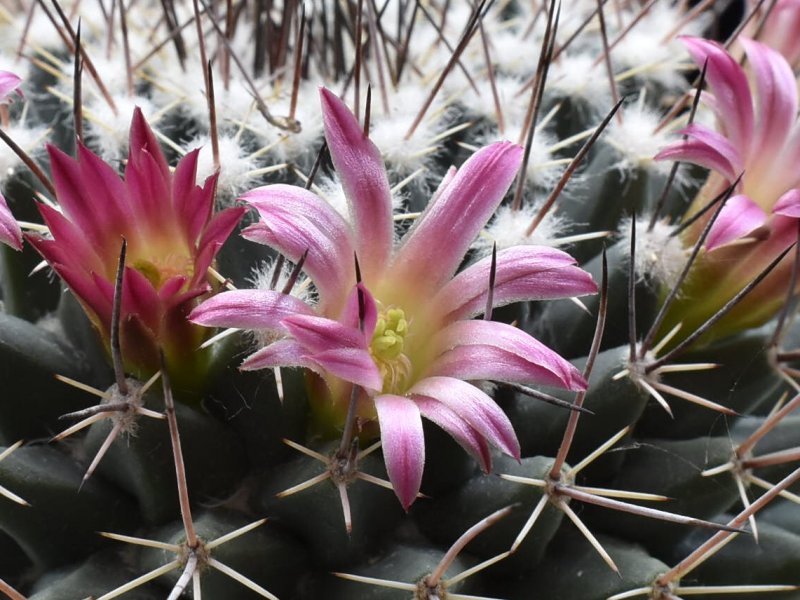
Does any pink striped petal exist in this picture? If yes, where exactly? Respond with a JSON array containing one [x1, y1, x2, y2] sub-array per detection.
[[410, 376, 520, 460], [34, 203, 103, 273], [338, 283, 379, 340], [432, 320, 586, 391], [374, 394, 425, 510], [655, 124, 742, 182], [681, 36, 754, 150], [0, 71, 22, 103], [307, 346, 382, 392], [774, 189, 800, 217], [415, 396, 492, 472], [706, 194, 768, 251], [189, 289, 314, 330], [320, 88, 393, 282], [391, 142, 524, 294], [0, 191, 22, 250], [241, 184, 354, 309], [241, 339, 316, 371], [435, 246, 597, 321], [740, 38, 797, 161]]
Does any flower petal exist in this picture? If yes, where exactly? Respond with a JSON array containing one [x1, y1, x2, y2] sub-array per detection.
[[681, 36, 754, 151], [189, 289, 314, 330], [241, 339, 316, 371], [0, 191, 22, 251], [338, 283, 379, 341], [706, 194, 768, 251], [320, 88, 393, 281], [392, 142, 523, 294], [655, 124, 742, 182], [0, 71, 22, 103], [242, 184, 355, 310], [374, 394, 425, 510], [282, 314, 382, 391], [415, 396, 492, 472], [435, 246, 597, 321], [432, 320, 586, 391], [411, 376, 520, 460], [740, 37, 798, 162], [775, 189, 800, 218]]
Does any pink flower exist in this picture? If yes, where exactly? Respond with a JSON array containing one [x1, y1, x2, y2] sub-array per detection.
[[0, 70, 22, 105], [654, 37, 800, 340], [747, 0, 800, 68], [0, 190, 22, 251], [191, 89, 596, 509], [27, 108, 245, 384]]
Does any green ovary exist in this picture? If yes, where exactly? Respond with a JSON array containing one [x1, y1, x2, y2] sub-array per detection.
[[370, 307, 413, 393]]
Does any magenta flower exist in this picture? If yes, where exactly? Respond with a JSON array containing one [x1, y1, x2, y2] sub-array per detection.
[[655, 36, 800, 340], [191, 89, 596, 509], [27, 108, 245, 385], [0, 70, 22, 105], [0, 190, 22, 251]]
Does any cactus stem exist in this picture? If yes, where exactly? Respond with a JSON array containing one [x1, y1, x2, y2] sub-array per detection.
[[0, 440, 30, 506], [558, 497, 620, 574]]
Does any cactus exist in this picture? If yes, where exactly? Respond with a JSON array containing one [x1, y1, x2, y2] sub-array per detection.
[[2, 1, 800, 599]]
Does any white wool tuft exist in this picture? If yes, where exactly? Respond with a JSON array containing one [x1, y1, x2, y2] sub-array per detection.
[[618, 216, 687, 288], [474, 203, 569, 255], [84, 95, 156, 161], [604, 95, 676, 176], [0, 124, 49, 183]]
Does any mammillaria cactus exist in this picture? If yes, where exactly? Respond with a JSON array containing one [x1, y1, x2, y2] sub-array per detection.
[[1, 1, 800, 600]]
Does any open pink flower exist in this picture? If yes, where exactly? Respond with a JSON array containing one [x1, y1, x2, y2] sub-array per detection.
[[27, 109, 245, 384], [654, 36, 800, 341], [191, 89, 596, 509]]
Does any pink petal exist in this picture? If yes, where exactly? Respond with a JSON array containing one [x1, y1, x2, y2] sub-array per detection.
[[432, 320, 587, 391], [435, 246, 597, 321], [415, 396, 492, 472], [0, 191, 22, 250], [282, 314, 382, 390], [655, 124, 742, 182], [34, 203, 103, 273], [774, 189, 800, 217], [706, 194, 768, 251], [241, 184, 355, 310], [392, 142, 524, 294], [306, 346, 383, 392], [410, 376, 520, 460], [740, 38, 797, 161], [320, 88, 393, 282], [338, 283, 379, 340], [193, 205, 246, 287], [241, 339, 316, 371], [681, 36, 754, 151], [190, 289, 314, 330], [121, 267, 162, 334], [173, 149, 214, 243], [128, 107, 170, 181], [374, 394, 425, 510], [0, 71, 22, 103]]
